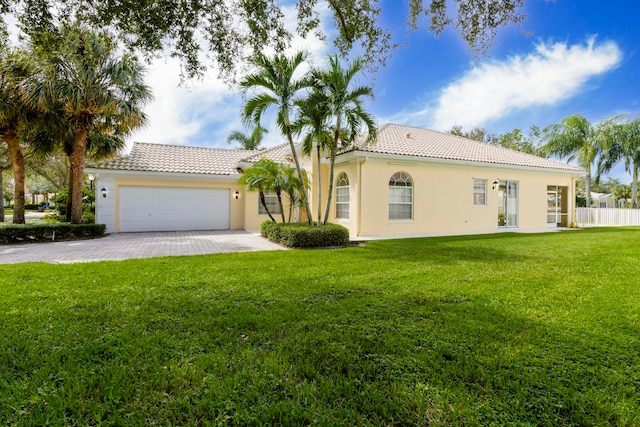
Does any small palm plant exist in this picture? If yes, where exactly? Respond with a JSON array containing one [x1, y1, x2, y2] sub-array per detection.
[[227, 126, 268, 150]]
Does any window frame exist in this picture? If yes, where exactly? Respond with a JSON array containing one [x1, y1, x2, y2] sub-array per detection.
[[258, 192, 282, 215], [388, 171, 413, 220], [335, 172, 350, 219], [473, 179, 487, 207]]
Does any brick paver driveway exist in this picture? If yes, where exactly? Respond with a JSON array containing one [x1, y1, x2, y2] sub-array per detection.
[[0, 230, 285, 264]]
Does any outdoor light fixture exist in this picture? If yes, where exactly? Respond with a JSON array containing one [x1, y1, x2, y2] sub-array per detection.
[[101, 187, 107, 198], [234, 190, 240, 199], [492, 179, 500, 190], [88, 173, 95, 190]]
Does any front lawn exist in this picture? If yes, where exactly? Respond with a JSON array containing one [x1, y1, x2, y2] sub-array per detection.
[[1, 228, 639, 425]]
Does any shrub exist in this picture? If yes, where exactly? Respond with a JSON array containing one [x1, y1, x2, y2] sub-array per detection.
[[52, 188, 95, 216], [82, 212, 96, 224], [261, 221, 349, 248], [0, 223, 106, 244]]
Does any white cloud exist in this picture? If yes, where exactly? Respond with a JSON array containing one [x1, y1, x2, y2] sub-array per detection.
[[422, 37, 622, 131], [129, 3, 333, 151]]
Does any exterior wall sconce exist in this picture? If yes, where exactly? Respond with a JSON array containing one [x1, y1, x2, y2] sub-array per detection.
[[492, 179, 500, 190], [101, 187, 107, 198], [88, 173, 95, 191], [234, 190, 240, 199]]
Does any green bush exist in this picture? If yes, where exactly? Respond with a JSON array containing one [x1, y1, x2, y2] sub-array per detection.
[[52, 188, 95, 216], [261, 221, 350, 248], [82, 212, 96, 224], [0, 223, 106, 244]]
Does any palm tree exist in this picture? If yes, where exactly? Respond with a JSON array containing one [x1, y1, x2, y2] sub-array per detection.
[[293, 93, 333, 224], [240, 51, 313, 224], [598, 117, 640, 208], [24, 26, 152, 224], [543, 114, 607, 208], [227, 125, 268, 150], [0, 48, 32, 224], [279, 162, 309, 223], [239, 158, 286, 223], [311, 55, 377, 224]]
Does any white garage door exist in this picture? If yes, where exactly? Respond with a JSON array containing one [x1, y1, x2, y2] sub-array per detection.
[[119, 186, 230, 232]]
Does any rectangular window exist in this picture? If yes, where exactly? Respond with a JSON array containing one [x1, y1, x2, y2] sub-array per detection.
[[473, 179, 486, 206], [258, 192, 281, 215], [335, 186, 349, 219], [389, 187, 413, 219]]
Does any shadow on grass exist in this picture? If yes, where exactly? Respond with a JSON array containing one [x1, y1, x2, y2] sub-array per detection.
[[2, 278, 637, 425]]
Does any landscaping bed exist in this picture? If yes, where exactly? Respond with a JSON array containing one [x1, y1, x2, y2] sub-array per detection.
[[0, 223, 106, 244]]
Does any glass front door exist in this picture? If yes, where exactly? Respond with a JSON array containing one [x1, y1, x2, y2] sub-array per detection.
[[498, 182, 518, 228], [547, 186, 561, 227]]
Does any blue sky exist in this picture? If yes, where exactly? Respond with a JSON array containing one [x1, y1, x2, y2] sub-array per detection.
[[125, 1, 639, 182]]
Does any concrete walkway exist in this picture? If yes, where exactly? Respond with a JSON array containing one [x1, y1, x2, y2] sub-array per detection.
[[0, 230, 286, 264]]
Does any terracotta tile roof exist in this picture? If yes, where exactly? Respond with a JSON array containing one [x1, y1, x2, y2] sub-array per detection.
[[241, 142, 293, 163], [346, 123, 583, 173], [90, 142, 264, 175]]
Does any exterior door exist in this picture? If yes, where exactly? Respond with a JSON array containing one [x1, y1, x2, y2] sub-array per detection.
[[118, 186, 230, 232], [547, 186, 561, 228], [498, 182, 518, 228]]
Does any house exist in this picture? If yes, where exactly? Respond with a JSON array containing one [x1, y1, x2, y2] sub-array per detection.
[[87, 123, 584, 236], [591, 192, 616, 208]]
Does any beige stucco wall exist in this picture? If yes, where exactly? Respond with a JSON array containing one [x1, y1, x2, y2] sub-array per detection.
[[113, 177, 246, 232], [329, 156, 578, 237]]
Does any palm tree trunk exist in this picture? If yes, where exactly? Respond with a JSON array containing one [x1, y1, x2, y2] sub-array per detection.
[[0, 169, 4, 222], [284, 122, 313, 224], [65, 157, 73, 222], [632, 166, 638, 209], [323, 145, 337, 225], [3, 129, 26, 224], [70, 129, 88, 224], [259, 191, 277, 222], [585, 167, 592, 208], [276, 190, 286, 223], [323, 123, 341, 225], [316, 143, 322, 226]]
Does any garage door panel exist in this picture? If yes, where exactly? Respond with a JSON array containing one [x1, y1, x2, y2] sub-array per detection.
[[119, 186, 230, 232]]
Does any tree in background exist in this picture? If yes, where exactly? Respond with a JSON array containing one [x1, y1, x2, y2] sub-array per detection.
[[227, 126, 268, 150], [597, 117, 640, 208], [24, 26, 152, 224], [612, 183, 632, 207], [542, 114, 609, 209], [4, 0, 529, 80], [450, 124, 545, 155], [0, 143, 11, 221], [0, 47, 33, 223], [240, 51, 314, 224], [450, 125, 490, 142]]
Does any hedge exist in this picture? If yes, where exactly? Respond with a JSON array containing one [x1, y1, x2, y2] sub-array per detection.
[[261, 221, 350, 248], [0, 223, 106, 244]]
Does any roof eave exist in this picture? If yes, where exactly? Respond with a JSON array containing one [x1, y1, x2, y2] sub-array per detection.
[[338, 150, 584, 175], [84, 168, 243, 182]]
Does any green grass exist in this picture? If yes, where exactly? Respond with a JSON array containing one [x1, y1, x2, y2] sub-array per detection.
[[1, 228, 639, 426]]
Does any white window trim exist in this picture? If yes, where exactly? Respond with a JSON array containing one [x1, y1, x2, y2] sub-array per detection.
[[335, 173, 350, 219], [258, 192, 281, 215], [473, 179, 487, 207], [388, 172, 413, 220]]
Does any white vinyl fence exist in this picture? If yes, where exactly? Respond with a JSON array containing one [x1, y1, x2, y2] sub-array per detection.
[[576, 208, 640, 226]]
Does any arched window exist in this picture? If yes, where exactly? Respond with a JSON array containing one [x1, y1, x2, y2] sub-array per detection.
[[389, 172, 413, 220], [335, 172, 350, 219]]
